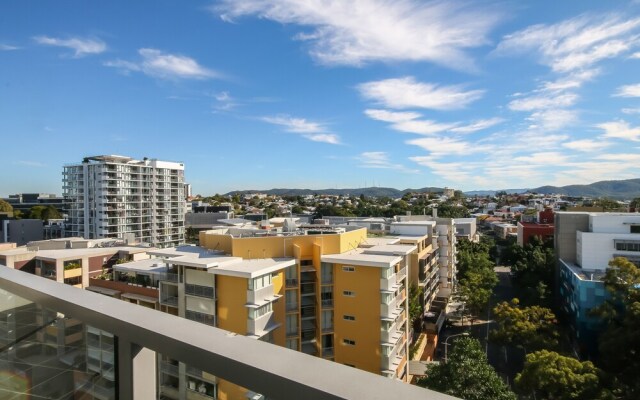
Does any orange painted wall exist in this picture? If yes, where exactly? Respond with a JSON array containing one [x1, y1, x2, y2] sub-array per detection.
[[216, 275, 248, 335]]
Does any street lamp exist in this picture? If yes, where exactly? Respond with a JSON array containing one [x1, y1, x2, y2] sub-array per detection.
[[443, 332, 469, 362]]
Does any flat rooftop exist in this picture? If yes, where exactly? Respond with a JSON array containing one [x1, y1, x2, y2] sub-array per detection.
[[362, 244, 416, 256], [321, 252, 402, 268]]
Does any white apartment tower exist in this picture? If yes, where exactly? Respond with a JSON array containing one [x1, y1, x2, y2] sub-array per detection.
[[63, 155, 185, 247]]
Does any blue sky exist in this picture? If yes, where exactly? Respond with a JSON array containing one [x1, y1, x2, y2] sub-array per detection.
[[2, 0, 640, 196]]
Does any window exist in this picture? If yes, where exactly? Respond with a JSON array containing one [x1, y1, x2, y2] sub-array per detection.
[[380, 266, 393, 279], [632, 225, 640, 234], [286, 314, 298, 335], [343, 290, 355, 297], [381, 292, 393, 304], [322, 310, 333, 331], [248, 273, 272, 290], [321, 262, 333, 284], [343, 315, 355, 321], [248, 302, 273, 320], [286, 339, 298, 350], [342, 266, 355, 272], [343, 339, 356, 346]]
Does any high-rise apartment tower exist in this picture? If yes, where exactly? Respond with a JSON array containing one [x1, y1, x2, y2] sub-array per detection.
[[63, 155, 185, 247]]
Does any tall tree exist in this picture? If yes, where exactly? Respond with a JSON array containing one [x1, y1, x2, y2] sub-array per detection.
[[418, 337, 515, 400], [592, 257, 640, 399], [0, 199, 13, 213], [515, 350, 611, 400], [490, 299, 559, 352]]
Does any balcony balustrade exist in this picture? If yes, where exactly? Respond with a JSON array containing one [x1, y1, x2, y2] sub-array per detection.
[[0, 266, 456, 400]]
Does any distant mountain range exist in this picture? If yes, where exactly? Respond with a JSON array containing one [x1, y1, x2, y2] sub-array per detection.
[[224, 178, 640, 200]]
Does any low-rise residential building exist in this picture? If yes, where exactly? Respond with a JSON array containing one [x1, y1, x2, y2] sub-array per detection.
[[0, 237, 151, 288]]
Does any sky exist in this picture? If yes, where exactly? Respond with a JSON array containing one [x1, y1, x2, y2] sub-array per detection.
[[2, 0, 640, 196]]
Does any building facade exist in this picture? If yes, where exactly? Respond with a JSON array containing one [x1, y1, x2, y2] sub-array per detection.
[[63, 155, 185, 247], [556, 212, 640, 356]]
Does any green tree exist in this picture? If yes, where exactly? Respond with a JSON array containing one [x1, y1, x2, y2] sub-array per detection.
[[490, 299, 559, 352], [457, 268, 498, 322], [41, 205, 62, 221], [592, 257, 640, 399], [515, 350, 611, 400], [418, 337, 515, 400], [409, 283, 423, 328], [27, 205, 62, 221], [595, 197, 621, 211], [503, 236, 555, 306], [0, 199, 13, 213], [631, 197, 640, 210]]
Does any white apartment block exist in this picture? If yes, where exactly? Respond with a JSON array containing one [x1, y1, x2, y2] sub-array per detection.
[[63, 155, 186, 248], [576, 213, 640, 270]]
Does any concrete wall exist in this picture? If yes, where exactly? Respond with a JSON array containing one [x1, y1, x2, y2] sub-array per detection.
[[578, 232, 640, 270], [2, 219, 43, 245], [590, 214, 640, 233]]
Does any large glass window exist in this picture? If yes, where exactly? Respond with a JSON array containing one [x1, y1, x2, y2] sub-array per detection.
[[248, 302, 273, 320], [248, 273, 272, 290]]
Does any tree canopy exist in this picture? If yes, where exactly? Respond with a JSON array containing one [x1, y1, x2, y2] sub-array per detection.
[[456, 238, 498, 320], [27, 205, 62, 221], [490, 298, 559, 352], [502, 236, 554, 306], [418, 337, 516, 400], [515, 350, 611, 400], [592, 257, 640, 399], [0, 199, 13, 213]]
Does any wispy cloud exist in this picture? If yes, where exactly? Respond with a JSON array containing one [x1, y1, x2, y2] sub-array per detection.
[[358, 77, 484, 110], [631, 52, 640, 59], [16, 160, 46, 168], [105, 48, 217, 80], [562, 139, 610, 152], [215, 0, 502, 71], [596, 120, 640, 141], [0, 43, 19, 51], [622, 107, 640, 114], [358, 152, 418, 173], [495, 14, 640, 72], [34, 35, 106, 57], [508, 93, 578, 111], [613, 83, 640, 97], [364, 109, 421, 123], [451, 117, 504, 134], [261, 115, 340, 144]]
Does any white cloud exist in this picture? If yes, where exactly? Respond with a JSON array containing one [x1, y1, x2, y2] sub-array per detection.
[[391, 119, 458, 135], [0, 44, 19, 51], [407, 136, 490, 157], [508, 93, 578, 111], [596, 120, 640, 141], [495, 14, 640, 72], [513, 152, 569, 165], [105, 48, 217, 80], [16, 160, 46, 168], [613, 83, 640, 97], [358, 77, 484, 110], [358, 152, 419, 173], [527, 109, 578, 130], [261, 115, 341, 144], [215, 0, 502, 70], [364, 109, 421, 123], [450, 117, 504, 134], [622, 107, 640, 114], [631, 52, 640, 58], [562, 139, 610, 152], [594, 153, 640, 162], [34, 35, 106, 57], [541, 69, 599, 91]]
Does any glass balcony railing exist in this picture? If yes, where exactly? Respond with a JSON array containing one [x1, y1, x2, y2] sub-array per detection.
[[0, 265, 455, 400]]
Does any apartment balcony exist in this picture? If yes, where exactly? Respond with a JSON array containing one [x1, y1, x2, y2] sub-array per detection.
[[247, 284, 276, 305], [285, 278, 298, 288], [396, 267, 407, 281], [0, 266, 454, 400], [380, 273, 398, 291], [380, 297, 398, 319]]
